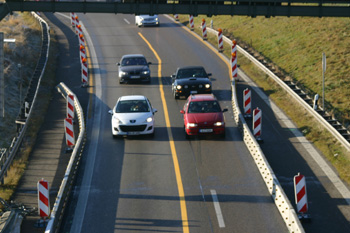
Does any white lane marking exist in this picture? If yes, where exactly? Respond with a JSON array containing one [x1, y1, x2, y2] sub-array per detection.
[[210, 189, 225, 228], [124, 18, 130, 24]]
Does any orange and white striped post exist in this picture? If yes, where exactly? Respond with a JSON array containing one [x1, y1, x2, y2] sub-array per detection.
[[217, 28, 223, 52], [81, 58, 89, 87], [243, 88, 252, 118], [67, 94, 74, 119], [189, 15, 194, 31], [65, 118, 75, 150], [201, 19, 207, 40], [38, 179, 50, 219], [294, 173, 310, 220], [70, 12, 76, 27], [253, 107, 262, 141]]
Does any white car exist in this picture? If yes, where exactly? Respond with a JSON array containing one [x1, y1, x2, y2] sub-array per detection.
[[109, 95, 157, 137], [135, 15, 160, 27]]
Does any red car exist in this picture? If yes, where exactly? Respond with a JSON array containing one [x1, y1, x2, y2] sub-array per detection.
[[180, 94, 228, 139]]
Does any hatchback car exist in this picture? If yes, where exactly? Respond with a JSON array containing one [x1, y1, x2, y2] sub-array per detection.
[[117, 54, 152, 84], [109, 95, 157, 137], [171, 66, 212, 99], [135, 15, 160, 27], [180, 94, 227, 138]]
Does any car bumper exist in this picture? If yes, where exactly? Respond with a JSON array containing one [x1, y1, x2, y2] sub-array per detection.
[[174, 88, 212, 97], [119, 74, 150, 82], [139, 21, 159, 26], [112, 122, 154, 136], [185, 126, 225, 136]]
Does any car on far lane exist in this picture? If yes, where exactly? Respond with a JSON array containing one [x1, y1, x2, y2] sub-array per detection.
[[171, 66, 212, 99], [109, 95, 157, 137], [117, 54, 152, 84], [135, 15, 160, 27], [180, 94, 227, 139]]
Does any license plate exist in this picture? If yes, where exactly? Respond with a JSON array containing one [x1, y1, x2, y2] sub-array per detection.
[[127, 132, 140, 135], [130, 76, 140, 79], [199, 129, 213, 133], [190, 90, 198, 94]]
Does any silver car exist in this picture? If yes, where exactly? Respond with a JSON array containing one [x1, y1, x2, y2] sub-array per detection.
[[135, 15, 160, 27]]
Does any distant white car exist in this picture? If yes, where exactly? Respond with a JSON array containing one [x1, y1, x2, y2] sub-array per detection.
[[109, 95, 157, 137], [135, 15, 160, 27]]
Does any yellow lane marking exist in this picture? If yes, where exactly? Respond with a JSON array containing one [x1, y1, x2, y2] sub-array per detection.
[[138, 32, 189, 233]]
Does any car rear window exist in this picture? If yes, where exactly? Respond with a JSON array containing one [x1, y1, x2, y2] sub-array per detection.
[[188, 101, 221, 113]]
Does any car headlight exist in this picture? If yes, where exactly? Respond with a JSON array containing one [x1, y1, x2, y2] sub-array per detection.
[[146, 117, 153, 123], [113, 116, 123, 124], [214, 122, 224, 126], [155, 18, 159, 21], [142, 70, 150, 75], [205, 84, 211, 89], [176, 85, 182, 90], [120, 71, 128, 76], [187, 123, 198, 127]]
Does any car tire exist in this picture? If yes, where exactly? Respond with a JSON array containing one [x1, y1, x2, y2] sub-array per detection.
[[119, 79, 124, 84]]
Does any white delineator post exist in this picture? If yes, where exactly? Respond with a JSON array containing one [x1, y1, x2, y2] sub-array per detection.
[[65, 118, 75, 148], [67, 94, 74, 119], [174, 14, 179, 21], [294, 173, 308, 214], [38, 179, 50, 219], [243, 88, 252, 118], [201, 19, 207, 40], [189, 15, 194, 31], [217, 28, 223, 52], [253, 107, 262, 140]]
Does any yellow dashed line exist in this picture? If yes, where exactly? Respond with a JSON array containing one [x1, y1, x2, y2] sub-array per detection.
[[138, 32, 189, 233]]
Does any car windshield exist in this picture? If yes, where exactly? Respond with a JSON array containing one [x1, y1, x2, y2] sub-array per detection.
[[116, 100, 150, 113], [188, 101, 221, 113], [121, 57, 147, 66], [177, 68, 208, 79]]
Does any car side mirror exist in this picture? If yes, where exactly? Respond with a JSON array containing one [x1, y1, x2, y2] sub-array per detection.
[[148, 62, 152, 65], [180, 110, 185, 114], [223, 108, 228, 112], [116, 62, 120, 66], [208, 73, 212, 76], [153, 108, 158, 114], [108, 110, 113, 115]]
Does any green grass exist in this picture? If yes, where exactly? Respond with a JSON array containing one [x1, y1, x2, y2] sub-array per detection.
[[176, 14, 350, 184]]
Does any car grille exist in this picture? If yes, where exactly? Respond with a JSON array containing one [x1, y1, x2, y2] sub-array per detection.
[[129, 70, 141, 75], [120, 125, 147, 132]]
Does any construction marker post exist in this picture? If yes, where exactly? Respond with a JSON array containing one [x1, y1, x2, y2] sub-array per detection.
[[37, 179, 50, 227], [70, 12, 76, 27], [294, 173, 311, 221], [81, 58, 89, 87], [201, 19, 207, 40], [174, 14, 179, 21], [217, 28, 223, 52], [79, 34, 85, 46], [80, 45, 87, 63], [243, 88, 252, 118], [75, 16, 80, 35], [189, 15, 194, 31], [67, 94, 74, 119], [231, 52, 238, 80], [253, 107, 263, 142], [65, 118, 75, 152]]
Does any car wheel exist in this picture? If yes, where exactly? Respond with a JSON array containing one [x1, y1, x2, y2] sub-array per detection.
[[149, 131, 155, 138], [119, 79, 124, 84]]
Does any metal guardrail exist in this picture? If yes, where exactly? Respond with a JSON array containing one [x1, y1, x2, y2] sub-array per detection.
[[0, 12, 50, 185], [206, 26, 350, 152], [44, 82, 85, 233]]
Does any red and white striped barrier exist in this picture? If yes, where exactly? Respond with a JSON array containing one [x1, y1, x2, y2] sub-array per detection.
[[294, 173, 308, 214], [67, 94, 74, 119], [201, 19, 207, 40], [76, 24, 83, 37], [38, 179, 50, 219], [81, 58, 89, 87], [75, 16, 80, 34], [80, 45, 87, 63], [231, 39, 237, 55], [217, 28, 223, 52], [174, 14, 179, 21], [79, 34, 85, 46], [231, 52, 238, 80], [189, 15, 194, 31], [243, 88, 252, 117], [65, 118, 75, 148], [253, 107, 262, 140], [70, 12, 76, 27]]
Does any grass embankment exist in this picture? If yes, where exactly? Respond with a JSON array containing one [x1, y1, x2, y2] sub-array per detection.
[[0, 13, 57, 205], [177, 15, 350, 183]]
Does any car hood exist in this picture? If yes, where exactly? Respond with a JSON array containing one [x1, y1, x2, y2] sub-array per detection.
[[114, 112, 153, 124], [140, 15, 158, 20], [187, 112, 223, 124], [175, 77, 211, 85], [120, 65, 149, 71]]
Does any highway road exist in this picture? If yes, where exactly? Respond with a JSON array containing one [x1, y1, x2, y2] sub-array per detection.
[[56, 13, 288, 233], [52, 12, 350, 233]]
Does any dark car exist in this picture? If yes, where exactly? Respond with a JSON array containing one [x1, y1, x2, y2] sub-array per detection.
[[117, 54, 152, 84], [171, 66, 212, 99], [180, 94, 227, 139]]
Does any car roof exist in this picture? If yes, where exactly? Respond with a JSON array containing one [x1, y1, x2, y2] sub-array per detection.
[[177, 66, 206, 70], [121, 54, 146, 59], [119, 95, 147, 101], [189, 94, 217, 102]]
